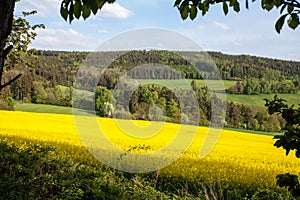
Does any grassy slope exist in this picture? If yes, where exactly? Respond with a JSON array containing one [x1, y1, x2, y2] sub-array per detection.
[[14, 103, 95, 116], [15, 103, 278, 136], [132, 79, 300, 106], [226, 93, 300, 106], [135, 79, 235, 89], [15, 103, 73, 115]]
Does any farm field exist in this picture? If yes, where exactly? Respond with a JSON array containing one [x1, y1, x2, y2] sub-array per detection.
[[15, 103, 279, 137], [136, 79, 300, 106], [135, 79, 235, 90], [226, 93, 300, 106], [15, 103, 73, 114], [14, 103, 94, 115], [0, 110, 299, 197]]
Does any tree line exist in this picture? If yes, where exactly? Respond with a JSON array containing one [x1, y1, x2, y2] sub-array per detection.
[[89, 82, 283, 132], [1, 50, 298, 133], [227, 78, 299, 94]]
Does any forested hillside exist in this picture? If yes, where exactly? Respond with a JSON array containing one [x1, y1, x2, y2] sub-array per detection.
[[6, 50, 300, 92], [2, 50, 300, 132]]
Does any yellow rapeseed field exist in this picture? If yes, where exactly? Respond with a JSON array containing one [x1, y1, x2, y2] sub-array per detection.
[[0, 110, 299, 189]]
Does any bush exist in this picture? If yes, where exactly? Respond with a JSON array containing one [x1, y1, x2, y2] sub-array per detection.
[[0, 140, 168, 200], [0, 97, 15, 110], [113, 110, 132, 119]]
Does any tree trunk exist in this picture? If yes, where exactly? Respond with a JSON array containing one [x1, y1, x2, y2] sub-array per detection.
[[0, 0, 17, 92]]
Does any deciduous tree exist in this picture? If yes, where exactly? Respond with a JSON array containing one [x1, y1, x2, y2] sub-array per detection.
[[265, 95, 300, 197], [0, 0, 44, 92]]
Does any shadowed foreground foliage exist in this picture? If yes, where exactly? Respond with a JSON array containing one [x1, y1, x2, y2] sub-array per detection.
[[0, 136, 294, 200], [0, 139, 169, 200], [265, 96, 300, 198]]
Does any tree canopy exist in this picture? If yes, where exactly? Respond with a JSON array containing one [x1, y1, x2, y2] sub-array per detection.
[[60, 0, 300, 33], [0, 0, 43, 92]]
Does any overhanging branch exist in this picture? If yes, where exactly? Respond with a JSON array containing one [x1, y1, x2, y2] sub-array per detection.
[[0, 73, 22, 90]]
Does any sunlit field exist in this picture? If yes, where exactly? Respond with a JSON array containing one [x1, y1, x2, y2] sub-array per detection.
[[0, 110, 299, 191]]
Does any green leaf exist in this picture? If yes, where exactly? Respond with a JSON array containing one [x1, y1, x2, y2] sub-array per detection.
[[22, 10, 37, 16], [180, 5, 189, 20], [60, 6, 68, 21], [32, 24, 45, 30], [288, 14, 299, 30], [90, 0, 99, 15], [287, 5, 294, 14], [82, 5, 91, 19], [275, 14, 287, 33], [223, 2, 229, 15], [202, 2, 209, 15], [189, 6, 198, 20], [98, 0, 105, 9], [74, 1, 82, 19], [233, 2, 240, 12], [264, 4, 274, 11], [274, 0, 281, 7]]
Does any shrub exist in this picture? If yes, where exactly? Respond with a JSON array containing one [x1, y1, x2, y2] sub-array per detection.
[[0, 139, 168, 199]]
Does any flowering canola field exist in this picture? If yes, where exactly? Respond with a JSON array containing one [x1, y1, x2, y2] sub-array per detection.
[[0, 110, 299, 189]]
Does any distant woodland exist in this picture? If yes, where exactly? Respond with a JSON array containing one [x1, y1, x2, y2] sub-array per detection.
[[2, 50, 300, 132]]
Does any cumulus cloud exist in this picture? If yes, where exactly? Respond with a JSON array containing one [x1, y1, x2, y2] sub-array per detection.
[[19, 0, 59, 16], [97, 29, 109, 33], [32, 28, 97, 50], [18, 1, 132, 19], [101, 3, 133, 19], [213, 21, 230, 31]]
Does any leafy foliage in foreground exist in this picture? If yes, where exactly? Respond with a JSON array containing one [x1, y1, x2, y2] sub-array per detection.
[[265, 96, 300, 197], [0, 135, 294, 200], [174, 0, 300, 33], [0, 139, 168, 200], [59, 0, 300, 33]]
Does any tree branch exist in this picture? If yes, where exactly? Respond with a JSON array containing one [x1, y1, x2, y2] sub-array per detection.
[[0, 0, 16, 91], [3, 45, 13, 58], [0, 73, 22, 90]]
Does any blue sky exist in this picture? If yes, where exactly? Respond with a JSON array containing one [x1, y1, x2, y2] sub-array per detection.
[[16, 0, 300, 61]]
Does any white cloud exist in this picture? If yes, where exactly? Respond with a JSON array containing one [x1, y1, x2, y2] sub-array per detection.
[[101, 3, 133, 19], [287, 54, 300, 61], [32, 28, 97, 50], [213, 21, 230, 31], [18, 1, 132, 19], [19, 0, 59, 16], [97, 29, 109, 33]]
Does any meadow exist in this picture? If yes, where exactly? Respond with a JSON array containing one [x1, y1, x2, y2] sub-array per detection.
[[226, 93, 300, 106], [114, 79, 300, 106], [1, 110, 299, 199], [135, 79, 235, 90]]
